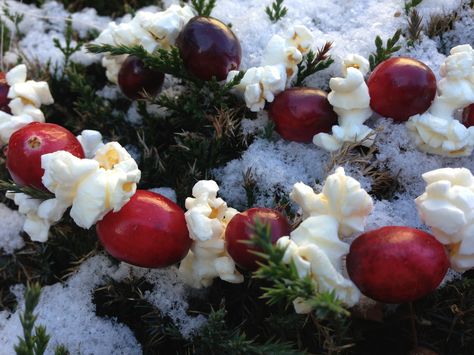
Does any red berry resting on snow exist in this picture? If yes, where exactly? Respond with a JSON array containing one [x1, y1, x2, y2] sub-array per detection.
[[7, 122, 85, 191], [225, 207, 291, 271], [368, 57, 437, 122], [462, 104, 474, 127], [177, 16, 242, 81], [118, 55, 165, 100], [346, 226, 449, 304], [0, 72, 11, 114], [268, 87, 338, 143], [96, 190, 192, 268]]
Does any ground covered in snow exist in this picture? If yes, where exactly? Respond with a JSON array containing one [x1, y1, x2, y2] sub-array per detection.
[[0, 0, 473, 353]]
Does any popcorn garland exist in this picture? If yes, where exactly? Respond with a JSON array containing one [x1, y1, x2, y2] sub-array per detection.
[[94, 4, 195, 84], [0, 64, 54, 144], [277, 167, 374, 312], [407, 45, 474, 157], [416, 168, 474, 272], [7, 130, 141, 242], [313, 55, 374, 151], [227, 25, 313, 112], [178, 180, 243, 288]]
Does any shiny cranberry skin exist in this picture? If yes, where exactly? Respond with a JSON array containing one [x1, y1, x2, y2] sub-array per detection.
[[347, 226, 449, 304], [462, 104, 474, 127], [118, 55, 165, 100], [225, 207, 291, 271], [268, 87, 338, 142], [96, 190, 192, 268], [0, 72, 11, 113], [7, 122, 85, 190], [177, 16, 242, 81], [368, 57, 437, 122]]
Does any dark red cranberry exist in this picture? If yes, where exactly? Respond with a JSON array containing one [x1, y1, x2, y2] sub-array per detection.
[[118, 56, 165, 100], [462, 104, 474, 127], [368, 57, 437, 122], [0, 72, 11, 114], [268, 87, 338, 142], [177, 16, 242, 81]]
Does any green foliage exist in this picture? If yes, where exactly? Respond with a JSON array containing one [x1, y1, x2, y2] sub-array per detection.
[[53, 17, 83, 73], [404, 0, 423, 15], [0, 180, 54, 200], [195, 307, 303, 355], [265, 0, 288, 23], [295, 42, 334, 86], [191, 0, 216, 17], [368, 29, 402, 70], [251, 220, 350, 319], [2, 5, 24, 40], [14, 283, 50, 355]]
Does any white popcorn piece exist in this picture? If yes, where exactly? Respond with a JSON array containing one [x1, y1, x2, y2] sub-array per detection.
[[314, 54, 374, 151], [278, 168, 372, 312], [94, 5, 195, 83], [179, 180, 243, 288], [416, 167, 474, 271], [228, 65, 286, 112], [228, 25, 314, 112], [0, 64, 54, 144], [407, 44, 474, 156], [76, 130, 105, 159], [8, 141, 141, 242]]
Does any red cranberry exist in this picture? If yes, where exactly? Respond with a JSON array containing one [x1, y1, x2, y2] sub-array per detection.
[[347, 226, 449, 304], [225, 207, 291, 271], [268, 87, 338, 142], [0, 72, 11, 114], [462, 104, 474, 127], [368, 57, 437, 122], [177, 16, 242, 81], [6, 122, 84, 190], [118, 55, 165, 100], [96, 190, 192, 268]]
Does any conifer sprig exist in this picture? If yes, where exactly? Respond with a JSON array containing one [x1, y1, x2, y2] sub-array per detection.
[[250, 220, 350, 319], [191, 0, 216, 17], [86, 44, 193, 81], [295, 42, 334, 86], [368, 29, 402, 70], [266, 0, 288, 23], [14, 283, 50, 355], [53, 17, 83, 71], [404, 0, 423, 15], [0, 180, 54, 200]]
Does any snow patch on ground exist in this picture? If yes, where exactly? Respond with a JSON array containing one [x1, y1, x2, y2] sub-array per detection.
[[0, 203, 25, 254]]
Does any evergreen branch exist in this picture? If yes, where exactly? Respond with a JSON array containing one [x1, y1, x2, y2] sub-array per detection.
[[265, 0, 288, 23], [251, 220, 350, 319], [368, 29, 402, 70], [53, 17, 83, 72], [86, 44, 192, 81], [404, 0, 423, 15], [14, 283, 50, 355], [406, 9, 423, 47], [0, 180, 54, 200], [197, 307, 303, 355], [54, 345, 69, 355], [295, 42, 334, 86], [191, 0, 216, 17]]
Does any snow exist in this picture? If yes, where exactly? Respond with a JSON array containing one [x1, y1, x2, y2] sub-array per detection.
[[0, 203, 25, 254], [0, 0, 473, 352]]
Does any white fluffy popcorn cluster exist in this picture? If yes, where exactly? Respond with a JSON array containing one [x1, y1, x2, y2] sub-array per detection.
[[416, 167, 474, 272], [93, 5, 195, 83], [313, 54, 374, 151], [0, 64, 54, 144], [7, 130, 140, 242], [228, 25, 313, 112], [277, 167, 373, 313], [178, 180, 243, 288], [407, 44, 474, 157]]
